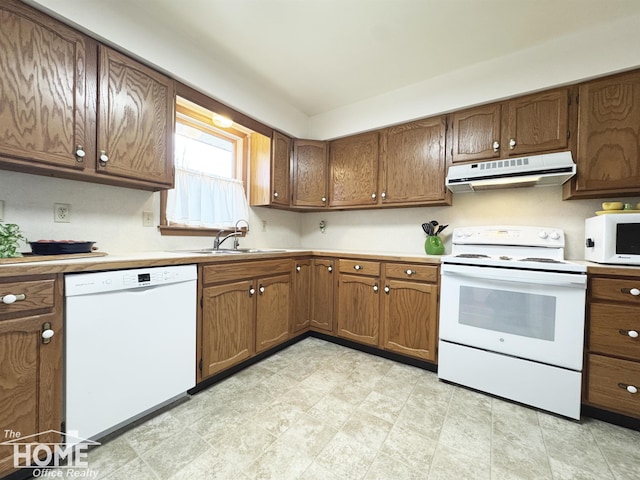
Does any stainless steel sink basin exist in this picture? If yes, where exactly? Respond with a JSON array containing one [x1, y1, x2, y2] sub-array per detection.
[[173, 248, 286, 255]]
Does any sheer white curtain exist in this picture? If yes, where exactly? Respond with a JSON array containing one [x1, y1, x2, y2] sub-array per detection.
[[166, 167, 249, 229]]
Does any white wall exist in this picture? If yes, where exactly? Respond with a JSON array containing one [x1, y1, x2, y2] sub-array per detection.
[[0, 171, 301, 254], [300, 188, 635, 261]]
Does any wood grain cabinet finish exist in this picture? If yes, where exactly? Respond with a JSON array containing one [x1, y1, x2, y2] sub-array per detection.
[[292, 140, 329, 208], [0, 275, 63, 477], [450, 88, 570, 165], [0, 0, 90, 171], [503, 89, 570, 157], [0, 1, 176, 191], [379, 117, 450, 206], [336, 260, 381, 346], [329, 132, 380, 208], [292, 260, 312, 333], [201, 280, 255, 378], [97, 46, 174, 187], [451, 104, 502, 163], [250, 131, 292, 207], [381, 264, 439, 361], [200, 260, 292, 379], [566, 70, 640, 198], [271, 131, 292, 206], [586, 274, 640, 418], [310, 259, 335, 332]]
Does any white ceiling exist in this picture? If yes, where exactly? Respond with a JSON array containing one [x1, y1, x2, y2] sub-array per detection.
[[80, 0, 640, 117]]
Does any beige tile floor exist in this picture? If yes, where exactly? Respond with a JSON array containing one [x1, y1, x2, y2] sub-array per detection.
[[50, 338, 640, 479]]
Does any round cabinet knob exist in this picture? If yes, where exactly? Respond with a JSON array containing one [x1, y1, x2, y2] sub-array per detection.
[[354, 265, 361, 270], [628, 330, 639, 338], [99, 150, 109, 163], [249, 287, 255, 296], [405, 269, 414, 276], [259, 285, 265, 294], [2, 294, 17, 304], [492, 140, 500, 152], [509, 138, 516, 150], [373, 284, 379, 292], [321, 197, 327, 203], [538, 231, 548, 239], [327, 266, 333, 273], [273, 192, 279, 199], [371, 193, 377, 200], [629, 288, 640, 296], [627, 385, 638, 394], [381, 192, 386, 200], [384, 286, 390, 294], [296, 266, 301, 272], [75, 146, 86, 161], [41, 329, 55, 340]]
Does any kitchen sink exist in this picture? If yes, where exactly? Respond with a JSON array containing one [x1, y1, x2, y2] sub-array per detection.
[[173, 248, 286, 255]]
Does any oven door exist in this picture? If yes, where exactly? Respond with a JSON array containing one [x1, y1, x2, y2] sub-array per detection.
[[439, 263, 587, 370]]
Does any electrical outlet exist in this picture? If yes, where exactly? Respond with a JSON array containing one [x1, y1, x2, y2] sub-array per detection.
[[54, 203, 71, 223], [142, 211, 154, 227], [0, 200, 4, 222]]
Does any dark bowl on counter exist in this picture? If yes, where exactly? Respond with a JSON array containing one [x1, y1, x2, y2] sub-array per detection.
[[30, 241, 95, 255]]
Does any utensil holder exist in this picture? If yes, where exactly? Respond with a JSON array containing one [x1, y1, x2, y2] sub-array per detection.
[[425, 235, 444, 255]]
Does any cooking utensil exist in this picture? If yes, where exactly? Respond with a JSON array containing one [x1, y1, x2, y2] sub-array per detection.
[[30, 240, 95, 255], [436, 224, 448, 235], [421, 223, 433, 236]]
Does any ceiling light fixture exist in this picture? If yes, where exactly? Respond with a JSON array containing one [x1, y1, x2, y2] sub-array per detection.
[[211, 113, 233, 128]]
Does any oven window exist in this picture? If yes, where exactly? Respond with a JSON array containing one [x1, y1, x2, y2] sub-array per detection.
[[458, 286, 556, 341], [617, 224, 640, 254]]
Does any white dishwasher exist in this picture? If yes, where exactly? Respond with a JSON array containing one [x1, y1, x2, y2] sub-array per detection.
[[65, 264, 197, 442]]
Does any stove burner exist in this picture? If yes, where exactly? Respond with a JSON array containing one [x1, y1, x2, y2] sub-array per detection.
[[455, 254, 490, 258], [520, 257, 565, 264]]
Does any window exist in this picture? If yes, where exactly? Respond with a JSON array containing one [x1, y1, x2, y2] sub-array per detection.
[[160, 96, 252, 235]]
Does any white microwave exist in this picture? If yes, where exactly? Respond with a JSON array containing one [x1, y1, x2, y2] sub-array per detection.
[[585, 213, 640, 265]]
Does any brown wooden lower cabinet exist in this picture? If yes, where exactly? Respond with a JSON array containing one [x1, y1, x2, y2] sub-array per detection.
[[310, 259, 334, 332], [199, 260, 292, 380], [587, 354, 640, 418], [291, 259, 312, 333], [0, 275, 63, 477]]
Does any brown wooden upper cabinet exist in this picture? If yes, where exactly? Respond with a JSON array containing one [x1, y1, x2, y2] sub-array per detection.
[[564, 70, 640, 199], [451, 88, 571, 164], [379, 116, 450, 206], [292, 140, 329, 208], [0, 1, 175, 190], [250, 131, 292, 207], [329, 132, 380, 208], [0, 0, 91, 171], [96, 46, 174, 187]]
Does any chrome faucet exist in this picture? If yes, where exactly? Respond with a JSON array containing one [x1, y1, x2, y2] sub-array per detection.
[[213, 219, 250, 250]]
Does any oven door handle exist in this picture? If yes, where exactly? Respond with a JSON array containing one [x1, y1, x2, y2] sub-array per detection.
[[441, 268, 587, 288]]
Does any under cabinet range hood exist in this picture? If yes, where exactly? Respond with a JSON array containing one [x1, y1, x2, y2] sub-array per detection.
[[445, 151, 576, 193]]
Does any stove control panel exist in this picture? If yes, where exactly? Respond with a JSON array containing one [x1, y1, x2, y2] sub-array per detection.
[[452, 225, 565, 248]]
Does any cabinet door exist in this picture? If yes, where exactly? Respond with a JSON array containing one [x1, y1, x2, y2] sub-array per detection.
[[256, 274, 291, 353], [0, 312, 62, 477], [271, 131, 291, 206], [382, 279, 438, 361], [451, 104, 501, 163], [311, 259, 334, 332], [329, 132, 379, 207], [292, 260, 311, 333], [504, 88, 569, 157], [336, 274, 380, 346], [292, 140, 328, 208], [572, 71, 640, 196], [201, 280, 255, 378], [97, 46, 174, 187], [380, 117, 448, 205], [0, 1, 90, 170]]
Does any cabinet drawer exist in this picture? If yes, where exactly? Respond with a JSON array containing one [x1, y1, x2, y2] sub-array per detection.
[[0, 279, 56, 318], [591, 277, 640, 304], [590, 303, 640, 361], [203, 259, 292, 285], [338, 259, 380, 276], [587, 354, 640, 419], [385, 263, 438, 283]]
